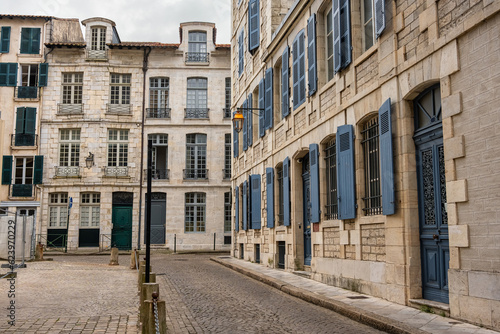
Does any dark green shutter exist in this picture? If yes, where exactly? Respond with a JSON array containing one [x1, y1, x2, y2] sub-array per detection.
[[248, 0, 260, 52], [2, 155, 12, 185], [309, 143, 320, 223], [247, 93, 253, 146], [281, 46, 290, 117], [336, 125, 356, 220], [15, 107, 25, 135], [374, 0, 386, 38], [243, 99, 248, 151], [20, 28, 30, 54], [264, 68, 273, 130], [283, 157, 291, 226], [243, 180, 248, 230], [25, 107, 36, 135], [307, 14, 318, 96], [0, 63, 18, 87], [1, 27, 11, 53], [34, 155, 43, 185], [233, 117, 239, 157], [266, 168, 274, 228], [250, 174, 261, 229], [235, 186, 239, 232], [259, 78, 265, 137], [39, 63, 48, 87], [379, 98, 395, 215], [31, 28, 41, 54]]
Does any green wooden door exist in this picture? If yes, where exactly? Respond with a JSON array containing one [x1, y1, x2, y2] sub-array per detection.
[[111, 206, 132, 250]]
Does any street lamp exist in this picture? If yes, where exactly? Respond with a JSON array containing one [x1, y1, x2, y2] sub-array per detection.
[[232, 107, 265, 133], [85, 152, 94, 169]]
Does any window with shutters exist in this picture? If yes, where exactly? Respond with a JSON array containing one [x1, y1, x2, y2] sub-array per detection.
[[80, 193, 100, 228], [333, 0, 352, 73], [224, 134, 231, 179], [49, 193, 68, 227], [20, 28, 40, 54], [107, 129, 128, 167], [148, 134, 169, 180], [324, 138, 338, 219], [59, 129, 80, 167], [292, 30, 306, 110], [362, 0, 376, 51], [16, 64, 38, 99], [224, 191, 231, 233], [148, 77, 170, 118], [0, 63, 18, 87], [186, 78, 208, 118], [14, 107, 36, 146], [325, 7, 334, 81], [273, 60, 283, 122], [185, 134, 207, 179], [1, 27, 11, 53], [187, 31, 208, 62], [224, 78, 231, 118], [238, 30, 244, 77], [276, 165, 284, 225], [14, 157, 33, 186], [361, 117, 382, 215], [185, 192, 206, 232], [248, 0, 260, 53]]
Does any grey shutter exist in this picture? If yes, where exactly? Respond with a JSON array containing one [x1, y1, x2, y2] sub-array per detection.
[[259, 78, 265, 137], [336, 124, 356, 220], [235, 187, 239, 232], [248, 93, 253, 146], [379, 98, 395, 215], [374, 0, 386, 38], [340, 0, 352, 69], [333, 0, 341, 73], [307, 14, 318, 96], [0, 63, 18, 87], [293, 30, 306, 109], [39, 63, 48, 87], [292, 35, 299, 110], [283, 157, 291, 226], [0, 26, 11, 53], [233, 118, 239, 157], [309, 143, 320, 223], [248, 0, 260, 51], [250, 174, 261, 229], [2, 155, 12, 185], [238, 31, 244, 76], [264, 68, 273, 130], [281, 46, 290, 118], [243, 180, 248, 230], [243, 99, 248, 151], [266, 168, 275, 228], [34, 155, 43, 185]]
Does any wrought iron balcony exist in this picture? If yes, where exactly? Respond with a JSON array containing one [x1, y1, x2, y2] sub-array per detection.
[[223, 169, 231, 180], [11, 134, 37, 147], [185, 108, 209, 119], [10, 184, 34, 198], [223, 108, 231, 119], [55, 166, 80, 177], [58, 103, 84, 114], [185, 52, 209, 63], [104, 166, 129, 177], [143, 169, 169, 180], [183, 169, 208, 180], [86, 49, 108, 60], [146, 108, 171, 119], [107, 104, 132, 114], [16, 86, 38, 99]]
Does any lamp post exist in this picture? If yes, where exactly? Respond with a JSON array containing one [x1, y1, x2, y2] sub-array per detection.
[[231, 107, 264, 133]]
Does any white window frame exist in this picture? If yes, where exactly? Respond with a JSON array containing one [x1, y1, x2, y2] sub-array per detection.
[[110, 73, 131, 105], [62, 73, 83, 104], [80, 193, 100, 228], [91, 26, 106, 51], [107, 129, 129, 167], [49, 193, 68, 228], [184, 192, 206, 233], [59, 129, 80, 167], [20, 64, 38, 87], [14, 157, 34, 185], [362, 0, 376, 51]]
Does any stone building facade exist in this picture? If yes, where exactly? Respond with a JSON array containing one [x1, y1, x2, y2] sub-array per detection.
[[37, 18, 231, 251], [231, 0, 500, 329]]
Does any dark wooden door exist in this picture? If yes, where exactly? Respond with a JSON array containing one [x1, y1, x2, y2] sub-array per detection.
[[111, 206, 132, 250]]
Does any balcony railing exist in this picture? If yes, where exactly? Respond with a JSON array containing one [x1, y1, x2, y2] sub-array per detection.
[[223, 169, 231, 180], [11, 134, 37, 147], [144, 169, 169, 180], [107, 104, 132, 114], [185, 52, 209, 63], [183, 169, 208, 180], [10, 184, 34, 198], [58, 103, 84, 114], [16, 86, 38, 99], [185, 108, 209, 119], [55, 166, 80, 177], [146, 108, 171, 119], [223, 108, 231, 119], [104, 166, 129, 177], [86, 49, 108, 60]]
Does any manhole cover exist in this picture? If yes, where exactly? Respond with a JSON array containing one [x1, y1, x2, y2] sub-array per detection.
[[347, 296, 369, 299]]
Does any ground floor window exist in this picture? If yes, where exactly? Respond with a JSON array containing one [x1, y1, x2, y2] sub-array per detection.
[[185, 192, 206, 232], [80, 193, 100, 227], [49, 193, 68, 227]]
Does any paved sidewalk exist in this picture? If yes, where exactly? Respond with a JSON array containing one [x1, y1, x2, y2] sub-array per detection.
[[212, 256, 499, 334]]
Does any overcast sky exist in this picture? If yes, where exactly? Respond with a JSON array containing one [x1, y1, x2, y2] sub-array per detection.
[[3, 0, 232, 44]]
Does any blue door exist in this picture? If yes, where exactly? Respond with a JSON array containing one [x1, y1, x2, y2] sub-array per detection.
[[302, 155, 312, 266], [414, 85, 449, 303]]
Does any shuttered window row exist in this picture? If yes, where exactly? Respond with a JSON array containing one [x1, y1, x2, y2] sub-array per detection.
[[0, 63, 48, 87]]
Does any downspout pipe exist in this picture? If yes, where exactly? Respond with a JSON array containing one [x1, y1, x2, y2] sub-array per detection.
[[138, 46, 152, 250]]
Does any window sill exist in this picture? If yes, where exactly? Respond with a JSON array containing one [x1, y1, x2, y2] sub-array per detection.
[[17, 53, 42, 58], [359, 215, 386, 225], [10, 145, 37, 150], [321, 220, 341, 228], [185, 61, 210, 66], [353, 43, 378, 67], [14, 97, 39, 102]]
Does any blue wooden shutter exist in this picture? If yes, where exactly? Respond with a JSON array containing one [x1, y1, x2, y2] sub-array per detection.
[[34, 155, 43, 185], [266, 168, 275, 228], [307, 14, 318, 96], [238, 31, 244, 76], [243, 180, 248, 230], [248, 0, 260, 52], [39, 63, 48, 87], [247, 93, 253, 146], [283, 157, 291, 226], [309, 143, 320, 223], [336, 124, 356, 220], [264, 68, 273, 130], [233, 117, 239, 157], [340, 0, 352, 69], [243, 99, 248, 151], [292, 35, 299, 110], [0, 27, 11, 53], [235, 186, 239, 232], [333, 0, 341, 72], [259, 78, 265, 137], [374, 0, 386, 38], [281, 46, 290, 117], [293, 30, 306, 109], [250, 174, 261, 229], [0, 63, 18, 87], [379, 98, 395, 215], [2, 155, 12, 185]]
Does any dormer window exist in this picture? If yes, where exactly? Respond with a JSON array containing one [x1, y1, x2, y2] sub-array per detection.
[[88, 26, 107, 59], [186, 31, 208, 63]]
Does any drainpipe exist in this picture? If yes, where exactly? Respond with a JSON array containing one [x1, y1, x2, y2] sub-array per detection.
[[137, 46, 152, 250]]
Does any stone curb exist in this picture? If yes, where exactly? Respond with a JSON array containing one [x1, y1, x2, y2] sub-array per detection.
[[211, 257, 427, 334]]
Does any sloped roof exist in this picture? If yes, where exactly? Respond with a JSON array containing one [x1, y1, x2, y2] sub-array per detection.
[[0, 14, 52, 20], [107, 42, 180, 49]]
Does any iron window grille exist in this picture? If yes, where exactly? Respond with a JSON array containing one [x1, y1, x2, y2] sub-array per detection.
[[224, 192, 232, 233], [224, 78, 231, 118], [224, 134, 231, 179], [361, 117, 382, 215], [324, 138, 338, 219], [186, 31, 208, 63]]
